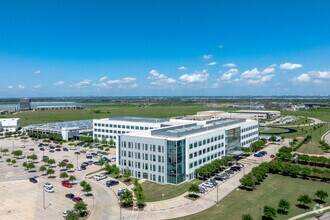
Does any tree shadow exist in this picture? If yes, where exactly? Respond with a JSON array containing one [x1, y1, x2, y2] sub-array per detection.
[[313, 199, 325, 204], [277, 209, 288, 215], [296, 204, 310, 210], [262, 216, 274, 220]]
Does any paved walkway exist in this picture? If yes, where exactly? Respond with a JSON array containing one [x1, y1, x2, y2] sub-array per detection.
[[288, 206, 330, 220], [113, 142, 285, 220]]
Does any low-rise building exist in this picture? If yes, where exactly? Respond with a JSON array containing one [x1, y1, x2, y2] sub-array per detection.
[[229, 110, 280, 119], [34, 106, 85, 111], [0, 118, 21, 132], [117, 118, 258, 184]]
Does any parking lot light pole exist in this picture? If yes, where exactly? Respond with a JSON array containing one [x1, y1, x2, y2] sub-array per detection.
[[216, 184, 219, 204], [76, 154, 79, 168], [43, 185, 45, 209]]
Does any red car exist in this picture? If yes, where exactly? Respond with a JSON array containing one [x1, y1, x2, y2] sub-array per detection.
[[62, 181, 73, 188], [62, 159, 69, 163], [72, 197, 82, 202]]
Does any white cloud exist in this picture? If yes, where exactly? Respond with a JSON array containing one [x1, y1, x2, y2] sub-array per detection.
[[148, 70, 177, 86], [222, 63, 236, 68], [179, 69, 209, 83], [313, 70, 330, 79], [279, 62, 303, 70], [33, 84, 42, 89], [7, 86, 13, 89], [18, 84, 25, 89], [221, 68, 238, 81], [73, 79, 92, 88], [218, 45, 224, 48], [247, 75, 274, 85], [53, 81, 65, 86], [206, 62, 217, 66], [241, 68, 260, 78], [202, 54, 213, 60], [94, 77, 137, 89], [35, 70, 41, 75], [291, 73, 310, 83], [262, 64, 276, 74], [178, 66, 187, 71]]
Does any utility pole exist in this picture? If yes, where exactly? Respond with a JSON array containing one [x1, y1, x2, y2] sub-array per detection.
[[76, 153, 79, 168], [43, 185, 45, 209]]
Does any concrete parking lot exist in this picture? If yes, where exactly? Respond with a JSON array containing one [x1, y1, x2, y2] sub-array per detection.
[[0, 137, 117, 220]]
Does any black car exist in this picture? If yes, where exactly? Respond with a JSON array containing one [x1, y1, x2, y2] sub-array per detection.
[[29, 148, 34, 151], [50, 146, 55, 149], [49, 150, 55, 153], [29, 177, 38, 183], [79, 211, 89, 217], [63, 147, 69, 151], [106, 180, 119, 187], [82, 162, 89, 167], [55, 148, 61, 152], [65, 193, 75, 199], [42, 155, 49, 159], [80, 165, 86, 170], [86, 155, 93, 159], [40, 147, 45, 151], [74, 152, 81, 155]]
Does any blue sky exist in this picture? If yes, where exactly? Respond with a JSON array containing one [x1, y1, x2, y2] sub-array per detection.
[[0, 0, 329, 97]]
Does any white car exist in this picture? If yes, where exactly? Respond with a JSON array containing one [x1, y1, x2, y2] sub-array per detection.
[[110, 157, 116, 162], [44, 182, 53, 188], [75, 166, 82, 171], [93, 174, 107, 181], [45, 187, 54, 193], [63, 210, 70, 218], [17, 155, 26, 159], [70, 147, 77, 150]]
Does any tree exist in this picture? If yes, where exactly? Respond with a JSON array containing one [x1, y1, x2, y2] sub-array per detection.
[[188, 183, 199, 196], [58, 161, 67, 169], [123, 169, 131, 182], [47, 159, 56, 167], [69, 175, 77, 182], [42, 157, 49, 164], [263, 206, 276, 219], [241, 214, 254, 220], [11, 159, 16, 166], [27, 154, 38, 162], [1, 148, 9, 155], [26, 162, 35, 171], [66, 163, 74, 170], [46, 168, 55, 176], [278, 199, 290, 215], [11, 150, 23, 157], [135, 190, 145, 207], [105, 164, 120, 177], [98, 157, 106, 168], [315, 190, 328, 203], [119, 190, 133, 207], [80, 180, 87, 187], [39, 165, 47, 174], [73, 201, 87, 213], [65, 210, 79, 220], [240, 174, 255, 189], [297, 194, 312, 209], [6, 158, 11, 165], [60, 171, 69, 180], [82, 183, 92, 196]]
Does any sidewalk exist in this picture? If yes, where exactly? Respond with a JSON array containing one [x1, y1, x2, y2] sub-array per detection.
[[120, 143, 283, 220]]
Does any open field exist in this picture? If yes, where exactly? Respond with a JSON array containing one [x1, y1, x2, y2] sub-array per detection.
[[0, 103, 215, 126], [282, 109, 330, 122], [142, 179, 202, 202], [175, 174, 330, 220]]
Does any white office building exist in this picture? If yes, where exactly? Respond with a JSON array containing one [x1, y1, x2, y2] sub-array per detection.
[[93, 116, 192, 144], [117, 118, 258, 184], [0, 118, 21, 132]]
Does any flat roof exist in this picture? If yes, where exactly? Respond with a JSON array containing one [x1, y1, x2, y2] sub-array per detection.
[[232, 110, 280, 114], [151, 118, 246, 138], [99, 116, 169, 123], [26, 120, 92, 131]]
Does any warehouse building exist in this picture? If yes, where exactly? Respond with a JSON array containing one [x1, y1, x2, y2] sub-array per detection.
[[34, 105, 85, 111], [229, 110, 280, 119], [117, 118, 258, 184]]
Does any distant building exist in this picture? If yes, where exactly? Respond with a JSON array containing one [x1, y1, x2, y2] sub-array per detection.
[[0, 106, 19, 113], [229, 110, 280, 120], [0, 118, 21, 132], [20, 98, 31, 111], [0, 110, 4, 115], [25, 120, 93, 141], [34, 106, 85, 111]]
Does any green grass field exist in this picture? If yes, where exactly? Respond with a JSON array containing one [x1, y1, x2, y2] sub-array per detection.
[[175, 174, 330, 220], [282, 108, 330, 122], [142, 179, 202, 202], [0, 103, 214, 126]]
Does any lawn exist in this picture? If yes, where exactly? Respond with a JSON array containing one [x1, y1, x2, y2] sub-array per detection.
[[175, 174, 330, 220], [281, 108, 330, 122], [260, 127, 291, 134], [0, 103, 214, 126], [142, 179, 202, 202]]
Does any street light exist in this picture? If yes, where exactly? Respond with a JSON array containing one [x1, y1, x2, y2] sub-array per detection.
[[43, 185, 46, 209]]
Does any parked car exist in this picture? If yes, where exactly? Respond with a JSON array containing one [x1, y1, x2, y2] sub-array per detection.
[[209, 179, 218, 186], [82, 162, 89, 167], [106, 180, 119, 187], [260, 151, 267, 155], [86, 155, 93, 159], [29, 148, 34, 151], [94, 174, 107, 181], [79, 211, 89, 217], [44, 182, 53, 188], [74, 152, 81, 155], [270, 154, 275, 158], [117, 188, 127, 196], [55, 148, 61, 152], [72, 197, 82, 202], [45, 187, 54, 193], [199, 187, 206, 194], [65, 193, 75, 199], [29, 177, 38, 183], [62, 159, 69, 163], [50, 146, 55, 149], [40, 147, 45, 151], [253, 153, 262, 157], [42, 156, 49, 159], [63, 147, 69, 151], [62, 181, 73, 188], [88, 161, 94, 165], [110, 157, 116, 162], [70, 147, 77, 150], [49, 150, 55, 153], [63, 210, 70, 218]]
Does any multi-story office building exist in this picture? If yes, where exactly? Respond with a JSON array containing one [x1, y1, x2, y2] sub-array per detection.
[[0, 118, 21, 132], [117, 118, 258, 184], [19, 98, 31, 111], [93, 116, 191, 143]]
